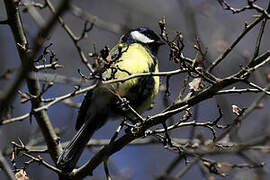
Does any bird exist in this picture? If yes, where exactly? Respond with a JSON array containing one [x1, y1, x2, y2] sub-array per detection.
[[57, 27, 164, 172]]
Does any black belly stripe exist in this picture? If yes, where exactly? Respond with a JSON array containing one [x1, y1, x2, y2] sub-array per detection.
[[125, 60, 156, 109], [127, 75, 155, 108]]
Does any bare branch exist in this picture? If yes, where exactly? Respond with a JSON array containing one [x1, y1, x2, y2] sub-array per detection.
[[207, 15, 265, 72], [2, 0, 70, 164], [0, 151, 16, 180]]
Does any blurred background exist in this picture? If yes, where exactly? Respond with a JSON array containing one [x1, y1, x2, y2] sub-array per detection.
[[1, 0, 270, 179]]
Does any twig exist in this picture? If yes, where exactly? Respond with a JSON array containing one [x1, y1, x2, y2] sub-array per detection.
[[219, 0, 270, 18], [207, 14, 265, 72], [0, 151, 16, 180], [109, 120, 125, 144], [21, 0, 47, 28], [45, 0, 94, 73], [215, 83, 270, 142], [103, 158, 112, 180], [35, 62, 63, 70], [32, 68, 191, 86], [151, 119, 227, 139], [216, 87, 270, 95], [1, 67, 191, 124], [252, 17, 267, 59], [22, 153, 61, 173], [163, 155, 183, 176], [1, 113, 30, 125], [174, 157, 199, 178], [2, 0, 68, 163], [70, 5, 124, 34]]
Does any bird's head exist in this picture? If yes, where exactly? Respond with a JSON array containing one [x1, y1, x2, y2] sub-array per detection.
[[120, 27, 165, 55]]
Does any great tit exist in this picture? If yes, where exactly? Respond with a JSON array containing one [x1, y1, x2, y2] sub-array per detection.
[[57, 27, 164, 172]]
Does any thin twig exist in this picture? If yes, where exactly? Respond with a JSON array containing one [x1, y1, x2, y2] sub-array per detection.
[[0, 151, 16, 180], [174, 157, 199, 178], [208, 15, 265, 72], [45, 0, 94, 73]]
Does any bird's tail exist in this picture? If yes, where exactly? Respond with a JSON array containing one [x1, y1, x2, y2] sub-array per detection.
[[57, 116, 106, 172]]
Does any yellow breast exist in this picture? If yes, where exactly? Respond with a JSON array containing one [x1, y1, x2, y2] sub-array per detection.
[[103, 43, 159, 113]]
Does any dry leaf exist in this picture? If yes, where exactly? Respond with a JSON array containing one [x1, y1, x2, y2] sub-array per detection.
[[189, 78, 203, 91], [15, 169, 29, 180], [232, 105, 242, 116]]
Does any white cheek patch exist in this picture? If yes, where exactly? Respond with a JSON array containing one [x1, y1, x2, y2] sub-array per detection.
[[130, 31, 154, 43]]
